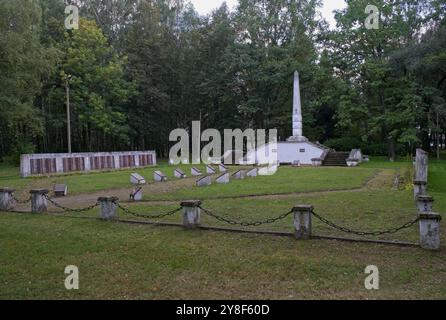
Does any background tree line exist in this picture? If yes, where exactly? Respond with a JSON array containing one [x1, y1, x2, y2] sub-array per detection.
[[0, 0, 445, 162]]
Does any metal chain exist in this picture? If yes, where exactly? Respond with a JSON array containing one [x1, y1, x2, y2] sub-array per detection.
[[44, 194, 100, 213], [13, 195, 32, 204], [312, 211, 420, 236], [115, 201, 182, 220], [199, 206, 293, 227]]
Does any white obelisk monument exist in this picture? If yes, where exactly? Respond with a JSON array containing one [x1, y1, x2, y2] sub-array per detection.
[[287, 71, 308, 142]]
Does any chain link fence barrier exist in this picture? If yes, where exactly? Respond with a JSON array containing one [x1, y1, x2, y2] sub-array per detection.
[[114, 201, 182, 220], [44, 194, 100, 213], [199, 205, 293, 227], [311, 210, 420, 236]]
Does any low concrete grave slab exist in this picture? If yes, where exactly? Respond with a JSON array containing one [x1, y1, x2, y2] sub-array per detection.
[[191, 167, 202, 176], [247, 168, 258, 177], [130, 187, 143, 201], [196, 175, 212, 187], [232, 170, 246, 180], [216, 172, 230, 184], [131, 173, 146, 185], [258, 165, 278, 175], [206, 165, 217, 174], [54, 184, 68, 197], [174, 169, 187, 179], [154, 170, 167, 182]]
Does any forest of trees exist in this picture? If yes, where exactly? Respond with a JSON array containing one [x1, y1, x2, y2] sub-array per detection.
[[0, 0, 445, 162]]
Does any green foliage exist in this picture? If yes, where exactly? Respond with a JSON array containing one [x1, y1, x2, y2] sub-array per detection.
[[324, 137, 364, 152], [0, 0, 445, 158], [0, 0, 54, 159]]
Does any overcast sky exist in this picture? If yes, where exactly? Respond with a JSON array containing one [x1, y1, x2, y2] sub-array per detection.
[[189, 0, 347, 28]]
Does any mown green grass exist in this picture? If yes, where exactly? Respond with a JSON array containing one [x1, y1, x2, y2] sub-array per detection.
[[142, 167, 376, 200], [0, 212, 445, 299], [0, 162, 376, 199], [428, 160, 446, 213], [49, 188, 421, 242], [0, 162, 197, 194], [0, 157, 445, 299]]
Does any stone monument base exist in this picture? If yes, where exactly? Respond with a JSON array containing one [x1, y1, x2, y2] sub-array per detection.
[[286, 136, 309, 142]]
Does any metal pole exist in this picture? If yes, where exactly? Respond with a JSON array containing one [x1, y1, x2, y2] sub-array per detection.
[[66, 78, 72, 154]]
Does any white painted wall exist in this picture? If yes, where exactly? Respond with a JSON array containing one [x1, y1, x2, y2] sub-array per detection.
[[246, 142, 325, 165], [277, 142, 325, 164]]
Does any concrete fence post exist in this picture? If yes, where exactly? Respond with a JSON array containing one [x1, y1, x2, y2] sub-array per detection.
[[0, 188, 15, 211], [293, 205, 313, 240], [413, 180, 427, 199], [30, 189, 49, 213], [415, 149, 428, 183], [418, 213, 441, 250], [416, 195, 434, 213], [98, 197, 119, 220], [181, 200, 201, 228]]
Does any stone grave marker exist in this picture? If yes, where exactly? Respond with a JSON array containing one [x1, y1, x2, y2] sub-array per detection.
[[174, 169, 187, 179], [219, 164, 228, 172], [54, 184, 68, 197], [130, 187, 143, 201], [131, 173, 146, 185], [232, 170, 246, 180], [247, 168, 258, 177], [216, 172, 230, 184], [191, 167, 202, 176], [206, 165, 217, 174], [196, 175, 212, 187], [154, 170, 167, 182]]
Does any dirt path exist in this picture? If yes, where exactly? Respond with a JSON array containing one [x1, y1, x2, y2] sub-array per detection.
[[38, 169, 394, 211]]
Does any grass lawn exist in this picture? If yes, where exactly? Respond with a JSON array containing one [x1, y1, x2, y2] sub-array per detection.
[[0, 157, 445, 299], [0, 162, 376, 199]]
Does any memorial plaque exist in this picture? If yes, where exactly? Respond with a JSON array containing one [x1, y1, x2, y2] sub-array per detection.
[[174, 169, 187, 179], [54, 184, 68, 197], [196, 175, 212, 187], [216, 172, 230, 184], [131, 173, 146, 185], [154, 170, 167, 182]]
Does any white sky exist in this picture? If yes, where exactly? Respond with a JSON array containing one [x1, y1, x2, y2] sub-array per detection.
[[189, 0, 347, 28]]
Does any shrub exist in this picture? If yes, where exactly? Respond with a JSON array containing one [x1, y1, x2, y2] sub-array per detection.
[[5, 142, 35, 166], [323, 137, 363, 151]]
